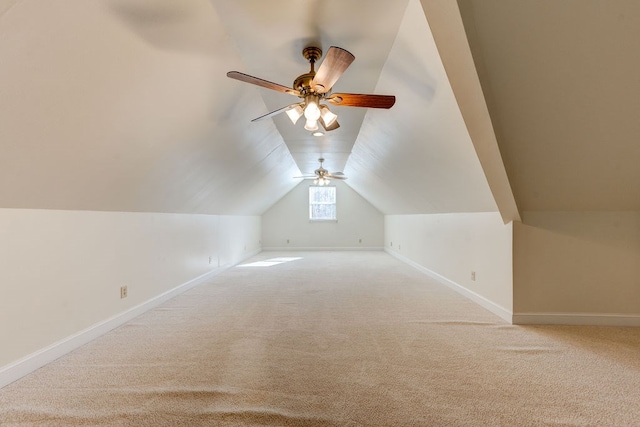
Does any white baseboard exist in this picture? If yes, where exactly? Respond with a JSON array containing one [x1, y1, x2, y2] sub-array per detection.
[[384, 250, 640, 327], [262, 246, 384, 251], [385, 248, 513, 324], [0, 251, 259, 389], [513, 313, 640, 326]]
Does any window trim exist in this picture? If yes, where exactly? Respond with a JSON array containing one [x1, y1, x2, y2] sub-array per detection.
[[308, 185, 337, 221]]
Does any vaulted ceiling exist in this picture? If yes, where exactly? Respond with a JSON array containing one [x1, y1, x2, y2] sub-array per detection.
[[1, 0, 636, 219]]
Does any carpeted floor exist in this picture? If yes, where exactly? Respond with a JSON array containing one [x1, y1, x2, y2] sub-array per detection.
[[1, 251, 639, 426]]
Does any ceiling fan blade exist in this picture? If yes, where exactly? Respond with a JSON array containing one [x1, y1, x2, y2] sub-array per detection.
[[293, 175, 317, 179], [312, 46, 355, 93], [327, 93, 396, 109], [327, 173, 347, 180], [251, 104, 298, 122], [227, 71, 300, 96], [319, 117, 340, 131]]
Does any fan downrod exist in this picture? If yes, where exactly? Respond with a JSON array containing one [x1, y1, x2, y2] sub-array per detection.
[[294, 47, 323, 93]]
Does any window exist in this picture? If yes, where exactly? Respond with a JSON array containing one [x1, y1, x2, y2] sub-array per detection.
[[309, 186, 336, 220]]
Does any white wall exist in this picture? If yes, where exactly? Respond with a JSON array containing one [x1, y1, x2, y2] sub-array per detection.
[[385, 212, 513, 320], [513, 211, 640, 325], [262, 180, 384, 250], [0, 209, 260, 378]]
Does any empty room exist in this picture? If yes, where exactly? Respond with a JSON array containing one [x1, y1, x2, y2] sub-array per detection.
[[1, 0, 639, 425]]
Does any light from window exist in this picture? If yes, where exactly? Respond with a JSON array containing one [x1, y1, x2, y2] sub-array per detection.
[[238, 257, 302, 268], [309, 186, 336, 220]]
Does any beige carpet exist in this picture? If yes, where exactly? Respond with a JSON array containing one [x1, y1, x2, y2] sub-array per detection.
[[1, 251, 639, 426]]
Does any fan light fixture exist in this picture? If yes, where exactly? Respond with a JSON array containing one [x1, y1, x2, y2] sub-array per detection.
[[285, 97, 337, 133], [313, 176, 330, 186], [227, 45, 395, 134], [294, 157, 348, 183]]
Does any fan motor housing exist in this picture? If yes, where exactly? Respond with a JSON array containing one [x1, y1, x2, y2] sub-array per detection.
[[293, 72, 316, 93], [295, 46, 323, 94]]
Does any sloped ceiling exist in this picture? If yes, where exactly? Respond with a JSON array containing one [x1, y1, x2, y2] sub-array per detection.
[[458, 0, 640, 212], [0, 0, 503, 216], [0, 0, 299, 214], [344, 0, 497, 214]]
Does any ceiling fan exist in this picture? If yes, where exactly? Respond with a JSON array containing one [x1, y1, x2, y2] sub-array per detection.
[[295, 158, 347, 186], [227, 46, 395, 132]]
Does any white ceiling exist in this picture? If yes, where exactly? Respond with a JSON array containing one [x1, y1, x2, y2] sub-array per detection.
[[0, 0, 512, 216]]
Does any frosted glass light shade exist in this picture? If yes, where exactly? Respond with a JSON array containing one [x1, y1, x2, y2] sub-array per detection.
[[304, 119, 319, 131], [304, 95, 321, 121], [285, 105, 304, 124], [320, 105, 338, 127]]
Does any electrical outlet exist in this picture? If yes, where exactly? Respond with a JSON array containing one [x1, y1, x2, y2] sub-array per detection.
[[208, 256, 212, 265], [120, 286, 128, 299], [286, 239, 290, 244], [359, 238, 362, 243], [471, 271, 476, 281], [390, 242, 393, 247]]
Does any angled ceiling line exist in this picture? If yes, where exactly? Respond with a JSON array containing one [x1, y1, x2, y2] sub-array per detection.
[[419, 0, 520, 223]]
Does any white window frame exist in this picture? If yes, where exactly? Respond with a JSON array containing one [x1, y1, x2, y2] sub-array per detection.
[[309, 185, 337, 221]]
